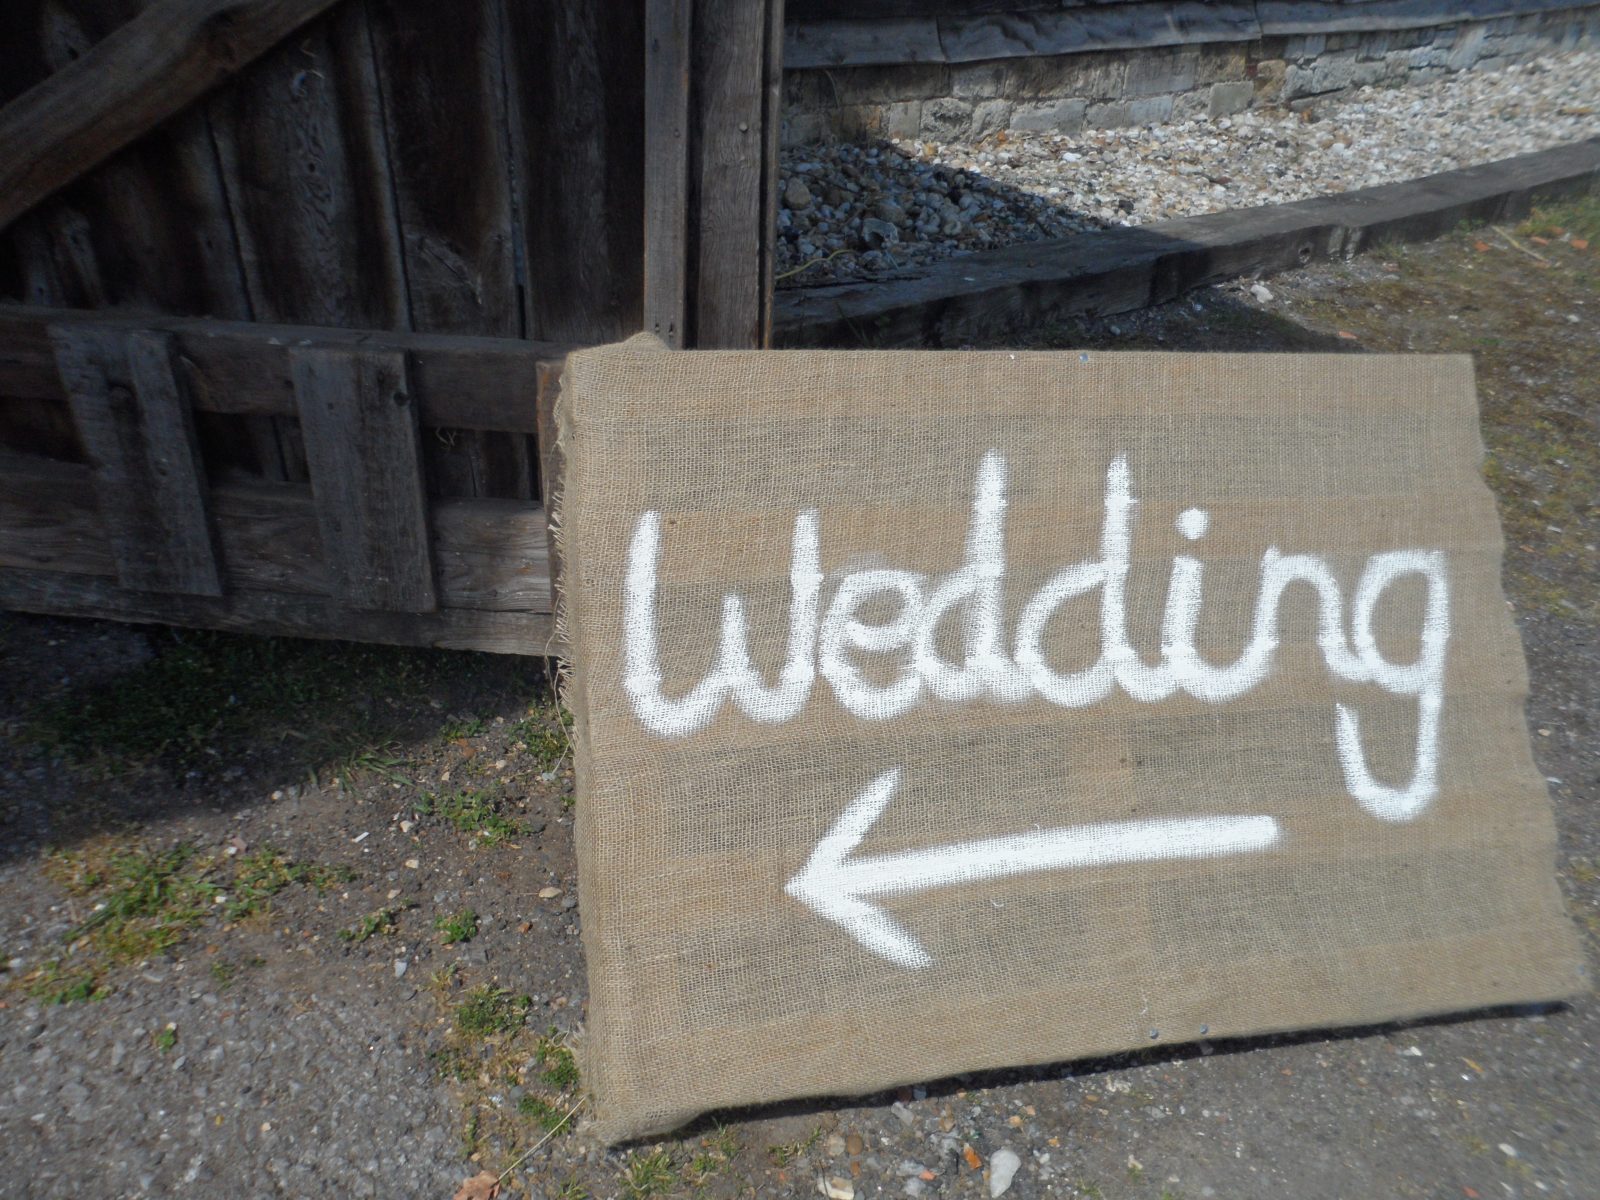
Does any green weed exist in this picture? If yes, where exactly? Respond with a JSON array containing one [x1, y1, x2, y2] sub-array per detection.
[[517, 1094, 576, 1135], [441, 716, 489, 741], [533, 1027, 580, 1089], [226, 849, 350, 922], [766, 1125, 822, 1167], [622, 1149, 676, 1198], [340, 904, 411, 944], [153, 1024, 178, 1052], [455, 985, 531, 1038], [417, 790, 522, 846], [434, 908, 479, 945]]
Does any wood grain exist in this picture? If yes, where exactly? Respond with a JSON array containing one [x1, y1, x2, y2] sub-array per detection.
[[0, 565, 557, 655], [52, 325, 223, 595], [644, 0, 692, 348], [0, 453, 553, 611], [207, 2, 408, 331], [0, 305, 576, 433], [290, 343, 436, 612], [691, 0, 784, 348], [507, 0, 646, 344], [0, 0, 345, 232]]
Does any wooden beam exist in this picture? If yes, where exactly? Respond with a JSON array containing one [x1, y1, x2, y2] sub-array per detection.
[[0, 0, 347, 233], [690, 0, 785, 348], [0, 452, 553, 612], [644, 0, 693, 348], [0, 305, 575, 434], [52, 325, 223, 595], [291, 345, 437, 613], [0, 565, 557, 656]]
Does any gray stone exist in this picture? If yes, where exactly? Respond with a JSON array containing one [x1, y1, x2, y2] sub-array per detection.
[[1126, 49, 1198, 97], [1009, 98, 1087, 134], [1447, 26, 1488, 71], [883, 100, 923, 140], [860, 218, 899, 249], [970, 98, 1013, 139], [951, 62, 1007, 99], [1126, 94, 1176, 126], [784, 177, 814, 211], [1209, 80, 1256, 118], [1253, 59, 1288, 103], [921, 97, 975, 141]]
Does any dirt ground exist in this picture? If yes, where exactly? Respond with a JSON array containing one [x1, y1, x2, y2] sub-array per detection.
[[1, 200, 1596, 1200]]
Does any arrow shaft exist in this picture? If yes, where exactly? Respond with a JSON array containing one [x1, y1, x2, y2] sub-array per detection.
[[845, 816, 1281, 899]]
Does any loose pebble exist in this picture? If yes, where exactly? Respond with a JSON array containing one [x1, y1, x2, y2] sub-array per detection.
[[777, 52, 1600, 286], [989, 1147, 1022, 1197]]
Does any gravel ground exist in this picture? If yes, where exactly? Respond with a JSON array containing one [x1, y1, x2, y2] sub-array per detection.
[[777, 50, 1600, 286], [1, 207, 1597, 1199]]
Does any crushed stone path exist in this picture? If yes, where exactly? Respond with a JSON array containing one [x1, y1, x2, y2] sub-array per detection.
[[777, 50, 1600, 286]]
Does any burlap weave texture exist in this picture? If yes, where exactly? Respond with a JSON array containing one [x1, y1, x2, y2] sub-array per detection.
[[555, 340, 1585, 1142]]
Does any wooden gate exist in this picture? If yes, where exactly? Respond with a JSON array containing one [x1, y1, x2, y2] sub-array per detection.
[[0, 0, 786, 653]]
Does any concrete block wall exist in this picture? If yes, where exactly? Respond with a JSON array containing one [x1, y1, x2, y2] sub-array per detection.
[[781, 5, 1600, 145]]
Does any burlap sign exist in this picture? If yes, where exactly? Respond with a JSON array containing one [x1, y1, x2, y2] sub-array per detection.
[[555, 339, 1585, 1142]]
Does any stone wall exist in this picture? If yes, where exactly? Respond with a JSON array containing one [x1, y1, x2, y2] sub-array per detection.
[[782, 5, 1600, 145]]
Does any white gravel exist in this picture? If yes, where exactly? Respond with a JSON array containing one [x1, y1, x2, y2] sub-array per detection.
[[777, 50, 1600, 286]]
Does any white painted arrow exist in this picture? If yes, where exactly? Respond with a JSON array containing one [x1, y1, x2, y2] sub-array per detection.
[[785, 768, 1282, 969]]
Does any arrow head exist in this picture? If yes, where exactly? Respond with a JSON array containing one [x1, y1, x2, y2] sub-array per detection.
[[784, 768, 935, 970]]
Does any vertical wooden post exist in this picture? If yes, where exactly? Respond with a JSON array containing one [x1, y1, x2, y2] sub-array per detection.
[[644, 0, 692, 348], [52, 324, 223, 596], [689, 0, 785, 349], [290, 344, 438, 613]]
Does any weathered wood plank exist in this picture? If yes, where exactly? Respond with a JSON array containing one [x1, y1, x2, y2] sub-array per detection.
[[207, 3, 409, 331], [534, 358, 566, 607], [782, 17, 943, 69], [0, 566, 557, 656], [506, 0, 646, 343], [644, 0, 693, 348], [0, 0, 346, 232], [290, 344, 435, 612], [365, 0, 529, 499], [0, 453, 553, 610], [937, 2, 1261, 65], [691, 0, 784, 348], [1257, 0, 1591, 35], [364, 0, 516, 336], [52, 325, 223, 595], [0, 450, 109, 575], [0, 1, 263, 482], [0, 306, 576, 434]]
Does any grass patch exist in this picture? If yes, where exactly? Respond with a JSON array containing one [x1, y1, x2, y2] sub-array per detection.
[[454, 985, 532, 1038], [50, 842, 216, 961], [766, 1124, 823, 1168], [510, 707, 573, 772], [153, 1023, 178, 1053], [517, 1094, 577, 1135], [533, 1028, 580, 1089], [28, 960, 107, 1005], [23, 839, 351, 999], [440, 715, 489, 741], [434, 908, 479, 945], [416, 790, 522, 846], [621, 1149, 676, 1198], [24, 630, 480, 777], [339, 903, 411, 944], [226, 848, 351, 922]]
